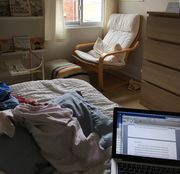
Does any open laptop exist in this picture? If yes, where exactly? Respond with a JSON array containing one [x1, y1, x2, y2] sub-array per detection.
[[111, 107, 180, 174]]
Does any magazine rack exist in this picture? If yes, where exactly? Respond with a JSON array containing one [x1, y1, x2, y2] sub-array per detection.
[[4, 49, 45, 80]]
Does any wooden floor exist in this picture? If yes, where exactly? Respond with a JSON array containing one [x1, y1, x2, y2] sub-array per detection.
[[103, 84, 147, 109], [89, 72, 147, 109]]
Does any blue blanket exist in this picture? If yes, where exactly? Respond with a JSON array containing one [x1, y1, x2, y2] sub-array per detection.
[[0, 82, 19, 111]]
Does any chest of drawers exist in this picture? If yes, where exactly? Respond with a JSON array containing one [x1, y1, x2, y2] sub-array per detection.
[[140, 12, 180, 112]]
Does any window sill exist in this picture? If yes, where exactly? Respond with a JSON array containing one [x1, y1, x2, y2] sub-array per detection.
[[65, 25, 103, 30]]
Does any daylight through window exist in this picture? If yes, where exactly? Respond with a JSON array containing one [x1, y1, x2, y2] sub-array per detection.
[[63, 0, 103, 26]]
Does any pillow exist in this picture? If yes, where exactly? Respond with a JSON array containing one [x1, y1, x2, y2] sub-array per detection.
[[114, 43, 122, 51], [93, 37, 113, 55], [103, 43, 126, 65], [114, 43, 126, 65], [93, 37, 125, 65]]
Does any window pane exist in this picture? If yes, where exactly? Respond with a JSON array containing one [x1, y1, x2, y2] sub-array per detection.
[[83, 0, 102, 23], [63, 0, 79, 22]]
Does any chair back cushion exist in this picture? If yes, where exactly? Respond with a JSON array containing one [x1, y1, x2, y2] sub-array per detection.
[[103, 14, 140, 49], [107, 14, 139, 32]]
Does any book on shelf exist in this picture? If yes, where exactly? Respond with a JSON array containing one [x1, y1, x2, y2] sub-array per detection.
[[30, 37, 44, 50], [0, 38, 14, 53], [5, 59, 30, 76], [0, 0, 10, 16], [29, 0, 43, 16], [13, 36, 31, 50], [0, 36, 44, 55], [9, 0, 31, 16]]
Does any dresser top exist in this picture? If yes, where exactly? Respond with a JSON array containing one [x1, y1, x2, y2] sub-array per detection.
[[147, 11, 180, 18]]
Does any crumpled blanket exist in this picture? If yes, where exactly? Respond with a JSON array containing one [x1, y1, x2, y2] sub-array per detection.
[[51, 91, 113, 149], [0, 82, 19, 111], [13, 103, 106, 174]]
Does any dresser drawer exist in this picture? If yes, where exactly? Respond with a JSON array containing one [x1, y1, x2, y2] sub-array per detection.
[[142, 60, 180, 95], [140, 81, 180, 112], [147, 16, 180, 44], [144, 39, 180, 70]]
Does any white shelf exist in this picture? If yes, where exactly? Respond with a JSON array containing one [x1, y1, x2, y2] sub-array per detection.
[[3, 50, 45, 79], [1, 49, 45, 56], [0, 16, 44, 20], [8, 65, 42, 76]]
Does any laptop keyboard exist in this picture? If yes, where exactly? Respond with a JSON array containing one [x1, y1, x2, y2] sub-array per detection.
[[118, 162, 180, 174]]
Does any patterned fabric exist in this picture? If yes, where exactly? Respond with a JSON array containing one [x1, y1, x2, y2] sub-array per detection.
[[52, 62, 87, 79], [10, 79, 118, 117], [0, 82, 19, 111]]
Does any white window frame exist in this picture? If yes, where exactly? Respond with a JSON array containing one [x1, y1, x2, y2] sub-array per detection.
[[65, 0, 104, 27]]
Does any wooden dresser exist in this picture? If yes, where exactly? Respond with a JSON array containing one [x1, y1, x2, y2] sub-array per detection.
[[140, 12, 180, 112]]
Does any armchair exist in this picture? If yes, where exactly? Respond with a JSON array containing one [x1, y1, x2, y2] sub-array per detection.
[[73, 14, 142, 91]]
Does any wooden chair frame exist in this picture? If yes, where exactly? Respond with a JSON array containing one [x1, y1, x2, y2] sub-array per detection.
[[72, 16, 142, 91]]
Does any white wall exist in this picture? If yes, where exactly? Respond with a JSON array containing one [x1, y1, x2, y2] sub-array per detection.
[[118, 0, 178, 80], [119, 0, 177, 15], [45, 27, 103, 61]]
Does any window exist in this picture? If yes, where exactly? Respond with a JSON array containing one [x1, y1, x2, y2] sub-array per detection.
[[63, 0, 103, 26]]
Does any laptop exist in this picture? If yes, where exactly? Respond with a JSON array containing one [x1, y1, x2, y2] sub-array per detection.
[[111, 107, 180, 174]]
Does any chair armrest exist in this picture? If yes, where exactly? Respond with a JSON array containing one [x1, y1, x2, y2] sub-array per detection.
[[99, 41, 139, 62], [74, 42, 95, 50]]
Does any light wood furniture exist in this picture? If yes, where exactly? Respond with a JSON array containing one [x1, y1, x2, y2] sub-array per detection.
[[72, 14, 142, 91], [140, 12, 180, 112]]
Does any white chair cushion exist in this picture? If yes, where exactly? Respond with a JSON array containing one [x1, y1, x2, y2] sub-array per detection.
[[108, 14, 140, 32], [75, 14, 140, 66], [93, 37, 113, 55], [75, 50, 99, 63], [104, 14, 140, 49], [75, 49, 125, 66]]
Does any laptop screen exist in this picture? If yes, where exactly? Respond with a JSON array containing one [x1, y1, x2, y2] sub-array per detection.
[[112, 108, 180, 165]]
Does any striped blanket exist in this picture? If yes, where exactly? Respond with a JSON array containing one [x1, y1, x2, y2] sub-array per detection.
[[52, 62, 87, 79]]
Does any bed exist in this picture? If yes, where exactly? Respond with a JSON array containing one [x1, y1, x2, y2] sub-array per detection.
[[0, 78, 118, 174], [11, 78, 118, 117]]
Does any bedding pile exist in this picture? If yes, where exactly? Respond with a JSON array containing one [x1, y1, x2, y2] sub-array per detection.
[[0, 79, 118, 174], [13, 100, 106, 173], [0, 82, 19, 110]]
